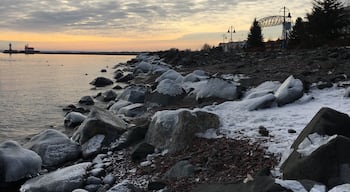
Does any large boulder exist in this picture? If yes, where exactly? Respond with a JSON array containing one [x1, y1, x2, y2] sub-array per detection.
[[109, 100, 132, 114], [244, 81, 281, 99], [81, 134, 105, 159], [190, 78, 238, 101], [155, 69, 183, 83], [72, 108, 127, 145], [64, 112, 87, 128], [117, 85, 147, 103], [274, 75, 303, 106], [281, 107, 350, 188], [0, 140, 41, 183], [20, 162, 91, 192], [25, 129, 81, 168], [90, 77, 114, 87], [118, 103, 146, 117], [145, 79, 186, 106], [145, 109, 220, 153], [101, 90, 117, 102], [182, 70, 209, 83]]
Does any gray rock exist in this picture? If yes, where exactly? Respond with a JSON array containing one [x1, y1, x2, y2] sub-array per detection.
[[96, 184, 111, 192], [85, 184, 101, 192], [116, 73, 134, 82], [118, 103, 146, 117], [79, 96, 95, 105], [274, 75, 304, 106], [20, 162, 91, 192], [90, 77, 114, 87], [281, 107, 350, 188], [86, 176, 103, 185], [145, 109, 220, 153], [109, 100, 132, 114], [111, 122, 149, 151], [107, 180, 141, 192], [72, 108, 127, 145], [90, 168, 105, 177], [0, 140, 41, 183], [164, 160, 197, 179], [117, 85, 147, 103], [82, 134, 105, 159], [101, 90, 117, 102], [103, 174, 116, 185], [131, 142, 155, 161], [25, 129, 81, 168], [64, 112, 87, 128]]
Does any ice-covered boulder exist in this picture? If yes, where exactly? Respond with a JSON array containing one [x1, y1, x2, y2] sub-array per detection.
[[134, 61, 153, 74], [64, 112, 87, 128], [156, 79, 184, 96], [155, 69, 183, 83], [20, 162, 91, 192], [0, 140, 41, 183], [241, 93, 276, 111], [244, 81, 281, 99], [72, 108, 127, 145], [182, 70, 209, 83], [117, 85, 147, 103], [145, 79, 186, 106], [191, 78, 238, 101], [281, 107, 350, 188], [274, 75, 304, 106], [145, 109, 220, 153], [90, 77, 113, 87], [25, 129, 81, 168]]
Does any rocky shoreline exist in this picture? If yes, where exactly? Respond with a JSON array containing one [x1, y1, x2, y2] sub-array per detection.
[[1, 47, 350, 192]]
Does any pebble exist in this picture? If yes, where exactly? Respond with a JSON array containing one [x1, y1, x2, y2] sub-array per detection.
[[103, 174, 116, 185], [86, 176, 103, 185], [85, 184, 101, 192], [90, 168, 106, 177]]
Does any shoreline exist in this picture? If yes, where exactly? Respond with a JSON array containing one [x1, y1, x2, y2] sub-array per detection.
[[1, 51, 141, 56]]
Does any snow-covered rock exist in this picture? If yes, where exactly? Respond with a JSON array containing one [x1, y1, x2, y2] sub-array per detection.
[[241, 93, 276, 111], [191, 78, 238, 100], [0, 140, 41, 183], [329, 184, 350, 192], [182, 70, 209, 83], [244, 81, 281, 99], [155, 69, 183, 83], [274, 75, 304, 106], [145, 109, 220, 153], [64, 112, 87, 128], [72, 108, 127, 145], [20, 162, 91, 192], [134, 61, 153, 74], [155, 79, 184, 96], [25, 129, 81, 168]]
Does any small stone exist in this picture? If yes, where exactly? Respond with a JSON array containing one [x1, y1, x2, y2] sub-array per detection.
[[96, 184, 111, 192], [103, 174, 116, 185], [86, 176, 102, 185], [288, 129, 297, 134], [258, 126, 269, 137], [101, 69, 107, 73], [90, 168, 105, 177], [85, 184, 101, 192], [113, 85, 123, 90], [148, 181, 167, 190]]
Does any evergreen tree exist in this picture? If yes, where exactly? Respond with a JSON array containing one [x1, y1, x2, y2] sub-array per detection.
[[288, 17, 308, 48], [247, 18, 264, 49], [307, 0, 349, 46]]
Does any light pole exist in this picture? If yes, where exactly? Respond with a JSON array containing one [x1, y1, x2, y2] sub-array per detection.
[[227, 26, 236, 42], [281, 6, 291, 49]]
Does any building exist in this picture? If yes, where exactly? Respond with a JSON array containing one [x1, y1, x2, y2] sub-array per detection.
[[24, 44, 35, 54]]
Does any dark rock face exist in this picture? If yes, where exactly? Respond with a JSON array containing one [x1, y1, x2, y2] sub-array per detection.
[[145, 90, 186, 107], [64, 112, 87, 128], [131, 142, 155, 162], [163, 160, 197, 179], [90, 77, 114, 87], [79, 96, 95, 105], [25, 129, 81, 168], [101, 90, 118, 102], [72, 108, 127, 145], [116, 73, 134, 82], [117, 85, 147, 103], [281, 107, 350, 188], [118, 103, 146, 117], [0, 140, 42, 183], [145, 109, 220, 153]]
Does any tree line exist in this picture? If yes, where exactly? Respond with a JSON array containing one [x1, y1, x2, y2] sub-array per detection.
[[247, 0, 350, 50]]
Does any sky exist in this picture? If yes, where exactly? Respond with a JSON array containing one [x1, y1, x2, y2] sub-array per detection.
[[0, 0, 349, 51]]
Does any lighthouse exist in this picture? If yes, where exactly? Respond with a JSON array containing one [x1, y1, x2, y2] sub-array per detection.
[[9, 43, 12, 52]]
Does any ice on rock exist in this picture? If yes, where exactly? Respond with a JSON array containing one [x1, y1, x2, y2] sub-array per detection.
[[191, 78, 237, 100], [155, 79, 184, 96], [155, 69, 183, 83], [297, 133, 337, 157], [20, 162, 91, 192], [274, 75, 304, 106], [244, 81, 281, 99]]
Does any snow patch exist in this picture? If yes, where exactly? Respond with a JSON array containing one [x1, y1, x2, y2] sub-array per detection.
[[297, 133, 337, 157], [275, 179, 308, 192]]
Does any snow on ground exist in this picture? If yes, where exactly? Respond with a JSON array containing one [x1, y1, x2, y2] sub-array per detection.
[[201, 85, 350, 159]]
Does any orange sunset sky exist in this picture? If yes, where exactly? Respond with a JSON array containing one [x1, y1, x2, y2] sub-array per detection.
[[1, 0, 349, 51]]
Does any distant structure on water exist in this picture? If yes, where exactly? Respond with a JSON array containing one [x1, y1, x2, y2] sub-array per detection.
[[3, 43, 39, 54]]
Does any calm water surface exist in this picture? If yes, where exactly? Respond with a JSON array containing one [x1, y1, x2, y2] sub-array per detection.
[[0, 53, 134, 143]]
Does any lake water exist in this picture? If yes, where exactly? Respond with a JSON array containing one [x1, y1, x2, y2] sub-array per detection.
[[0, 53, 134, 143]]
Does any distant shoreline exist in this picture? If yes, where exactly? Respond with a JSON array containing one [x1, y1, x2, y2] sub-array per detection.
[[2, 50, 141, 56]]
